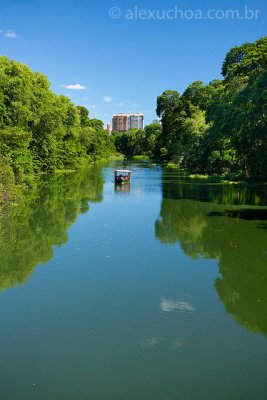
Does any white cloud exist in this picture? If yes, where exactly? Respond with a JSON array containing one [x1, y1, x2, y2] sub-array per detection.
[[102, 96, 113, 103], [160, 298, 195, 313], [88, 104, 96, 110], [115, 102, 124, 107], [0, 29, 18, 38], [61, 83, 87, 90]]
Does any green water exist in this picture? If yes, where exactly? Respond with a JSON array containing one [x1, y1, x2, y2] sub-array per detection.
[[0, 160, 267, 400]]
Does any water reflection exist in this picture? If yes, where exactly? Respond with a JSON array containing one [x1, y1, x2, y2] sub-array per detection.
[[140, 336, 184, 350], [156, 169, 267, 337], [114, 183, 131, 193], [160, 298, 195, 312], [0, 165, 104, 291], [140, 336, 163, 348], [162, 167, 267, 206]]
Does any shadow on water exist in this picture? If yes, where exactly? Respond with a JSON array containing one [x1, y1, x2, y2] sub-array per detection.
[[208, 209, 267, 220], [156, 169, 267, 338], [162, 167, 267, 206], [0, 164, 104, 292]]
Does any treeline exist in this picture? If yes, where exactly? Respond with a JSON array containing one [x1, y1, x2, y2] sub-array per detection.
[[115, 37, 267, 180], [114, 123, 162, 157], [0, 56, 116, 202]]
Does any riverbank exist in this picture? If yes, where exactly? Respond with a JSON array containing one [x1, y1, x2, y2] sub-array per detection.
[[0, 153, 124, 206], [165, 163, 267, 185], [127, 156, 265, 185]]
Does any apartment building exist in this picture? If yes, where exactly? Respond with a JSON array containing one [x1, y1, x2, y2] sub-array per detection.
[[112, 114, 129, 132], [112, 113, 144, 132]]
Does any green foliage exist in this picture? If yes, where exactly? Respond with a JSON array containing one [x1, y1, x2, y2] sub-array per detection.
[[222, 37, 267, 79], [0, 56, 116, 202], [156, 90, 180, 117], [0, 126, 33, 176], [88, 118, 104, 131], [155, 36, 267, 180], [0, 157, 21, 203], [76, 105, 90, 127], [80, 126, 116, 161], [114, 124, 162, 157]]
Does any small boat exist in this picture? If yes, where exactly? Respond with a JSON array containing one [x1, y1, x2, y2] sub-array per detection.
[[114, 169, 131, 184]]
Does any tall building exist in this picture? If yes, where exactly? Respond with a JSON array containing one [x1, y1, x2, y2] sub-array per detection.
[[112, 114, 129, 132], [112, 113, 144, 132], [106, 122, 112, 135], [129, 113, 144, 130]]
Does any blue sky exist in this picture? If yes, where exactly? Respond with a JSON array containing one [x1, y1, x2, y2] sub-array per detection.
[[0, 0, 266, 126]]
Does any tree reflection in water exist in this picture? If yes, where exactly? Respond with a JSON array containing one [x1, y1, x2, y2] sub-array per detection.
[[156, 168, 267, 337], [0, 164, 104, 291]]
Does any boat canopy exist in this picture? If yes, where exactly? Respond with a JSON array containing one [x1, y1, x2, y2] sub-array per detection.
[[114, 170, 131, 174]]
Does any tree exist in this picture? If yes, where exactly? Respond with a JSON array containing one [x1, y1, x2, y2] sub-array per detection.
[[76, 106, 90, 127], [222, 37, 267, 79], [0, 56, 114, 200], [144, 123, 162, 156], [153, 36, 267, 179]]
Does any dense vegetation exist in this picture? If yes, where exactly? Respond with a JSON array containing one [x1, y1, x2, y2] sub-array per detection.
[[0, 56, 116, 203], [114, 123, 162, 157], [115, 37, 267, 180]]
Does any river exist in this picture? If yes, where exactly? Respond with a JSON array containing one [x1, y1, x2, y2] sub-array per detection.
[[0, 159, 267, 400]]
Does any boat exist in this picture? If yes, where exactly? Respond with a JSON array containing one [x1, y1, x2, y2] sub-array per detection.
[[114, 169, 131, 184]]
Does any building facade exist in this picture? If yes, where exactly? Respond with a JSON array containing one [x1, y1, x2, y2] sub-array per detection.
[[112, 114, 129, 132], [129, 113, 144, 130], [112, 113, 144, 132], [106, 123, 112, 135]]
